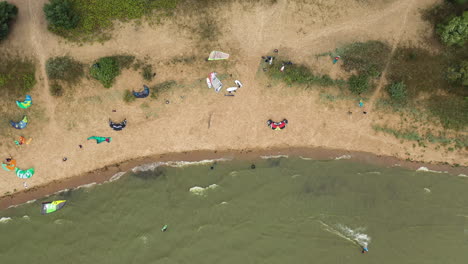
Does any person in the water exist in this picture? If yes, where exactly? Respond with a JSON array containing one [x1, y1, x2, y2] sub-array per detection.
[[362, 247, 368, 253]]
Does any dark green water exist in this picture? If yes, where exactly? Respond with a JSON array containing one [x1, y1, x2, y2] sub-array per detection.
[[1, 157, 467, 264]]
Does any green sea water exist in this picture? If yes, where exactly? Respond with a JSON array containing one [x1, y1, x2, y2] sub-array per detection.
[[0, 157, 467, 264]]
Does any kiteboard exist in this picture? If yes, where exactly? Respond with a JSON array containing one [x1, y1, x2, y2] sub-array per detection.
[[41, 200, 66, 214], [206, 78, 212, 89], [235, 80, 243, 88], [226, 87, 238, 92]]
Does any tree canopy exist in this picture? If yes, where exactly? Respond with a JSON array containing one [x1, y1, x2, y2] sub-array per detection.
[[437, 11, 468, 46], [0, 1, 18, 40], [43, 0, 79, 30]]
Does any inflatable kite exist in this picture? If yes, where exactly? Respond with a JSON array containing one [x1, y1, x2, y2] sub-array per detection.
[[16, 95, 32, 109], [1, 159, 16, 172], [267, 119, 288, 130], [87, 136, 112, 144], [15, 167, 34, 179], [109, 119, 127, 131], [10, 116, 28, 129], [41, 200, 66, 215], [133, 85, 150, 98]]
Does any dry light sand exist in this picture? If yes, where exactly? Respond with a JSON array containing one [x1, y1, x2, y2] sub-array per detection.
[[0, 0, 466, 199]]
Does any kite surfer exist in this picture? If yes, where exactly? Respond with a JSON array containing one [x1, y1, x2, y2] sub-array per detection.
[[361, 247, 368, 253]]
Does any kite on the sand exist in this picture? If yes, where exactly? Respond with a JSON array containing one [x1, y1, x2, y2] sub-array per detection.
[[109, 119, 127, 131], [1, 159, 16, 172], [208, 51, 229, 61], [133, 85, 150, 98], [87, 136, 112, 144], [267, 119, 288, 130], [10, 116, 28, 129], [16, 95, 32, 109], [41, 200, 66, 214], [15, 167, 35, 179]]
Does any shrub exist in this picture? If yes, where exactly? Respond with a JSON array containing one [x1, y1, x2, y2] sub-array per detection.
[[386, 81, 407, 102], [142, 64, 153, 81], [22, 73, 36, 92], [0, 1, 18, 40], [50, 83, 64, 96], [348, 74, 370, 94], [43, 0, 79, 30], [0, 58, 36, 97], [123, 89, 135, 103], [90, 57, 120, 88], [338, 41, 390, 77], [436, 11, 468, 46], [428, 95, 468, 130], [46, 56, 84, 82], [151, 80, 176, 99], [446, 60, 468, 86]]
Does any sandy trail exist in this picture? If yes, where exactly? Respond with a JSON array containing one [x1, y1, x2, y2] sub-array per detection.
[[367, 0, 415, 111]]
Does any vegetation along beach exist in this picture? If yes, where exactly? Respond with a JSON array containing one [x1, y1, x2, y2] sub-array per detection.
[[0, 0, 467, 262]]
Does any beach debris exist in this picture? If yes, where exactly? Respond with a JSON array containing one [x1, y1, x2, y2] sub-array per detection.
[[274, 49, 279, 53], [280, 65, 285, 72], [2, 158, 16, 172], [79, 144, 83, 149], [424, 188, 431, 193], [63, 157, 67, 162], [226, 87, 238, 93], [133, 85, 150, 98], [15, 167, 35, 179], [10, 115, 28, 129], [208, 51, 229, 61], [335, 155, 351, 160], [189, 184, 219, 196], [109, 119, 127, 131], [207, 72, 223, 92], [333, 56, 341, 64], [16, 94, 32, 109], [41, 200, 66, 215], [23, 182, 28, 188], [267, 119, 288, 130], [161, 225, 168, 232], [165, 100, 170, 104], [87, 136, 112, 144]]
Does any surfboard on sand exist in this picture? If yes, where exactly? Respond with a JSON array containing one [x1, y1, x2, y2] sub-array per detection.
[[226, 87, 238, 92], [235, 80, 243, 88]]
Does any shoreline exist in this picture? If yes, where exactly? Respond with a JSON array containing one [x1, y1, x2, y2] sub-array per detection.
[[1, 146, 467, 210]]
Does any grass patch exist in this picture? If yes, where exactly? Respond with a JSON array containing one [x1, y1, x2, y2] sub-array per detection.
[[142, 64, 153, 81], [52, 0, 178, 41], [427, 96, 468, 130], [50, 83, 64, 97], [373, 124, 468, 149], [348, 74, 371, 94], [0, 57, 36, 98], [266, 59, 345, 88], [151, 80, 177, 99], [337, 41, 391, 77], [46, 56, 84, 83], [123, 89, 136, 103], [90, 55, 134, 88]]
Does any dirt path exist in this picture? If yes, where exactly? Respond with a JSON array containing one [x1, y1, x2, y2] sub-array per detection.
[[27, 0, 56, 125], [367, 0, 415, 111]]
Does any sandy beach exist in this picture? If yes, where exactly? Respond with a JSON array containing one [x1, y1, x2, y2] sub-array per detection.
[[0, 0, 467, 206]]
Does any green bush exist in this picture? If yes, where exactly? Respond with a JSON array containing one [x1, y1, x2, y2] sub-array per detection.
[[123, 89, 135, 103], [90, 57, 120, 88], [50, 83, 64, 96], [142, 64, 153, 81], [446, 60, 468, 86], [46, 56, 84, 82], [348, 74, 370, 94], [22, 73, 36, 92], [428, 95, 468, 130], [0, 58, 36, 97], [436, 11, 468, 46], [0, 1, 18, 40], [44, 0, 79, 30], [386, 81, 407, 102]]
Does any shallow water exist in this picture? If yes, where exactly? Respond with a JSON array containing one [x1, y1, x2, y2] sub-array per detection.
[[1, 158, 467, 263]]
